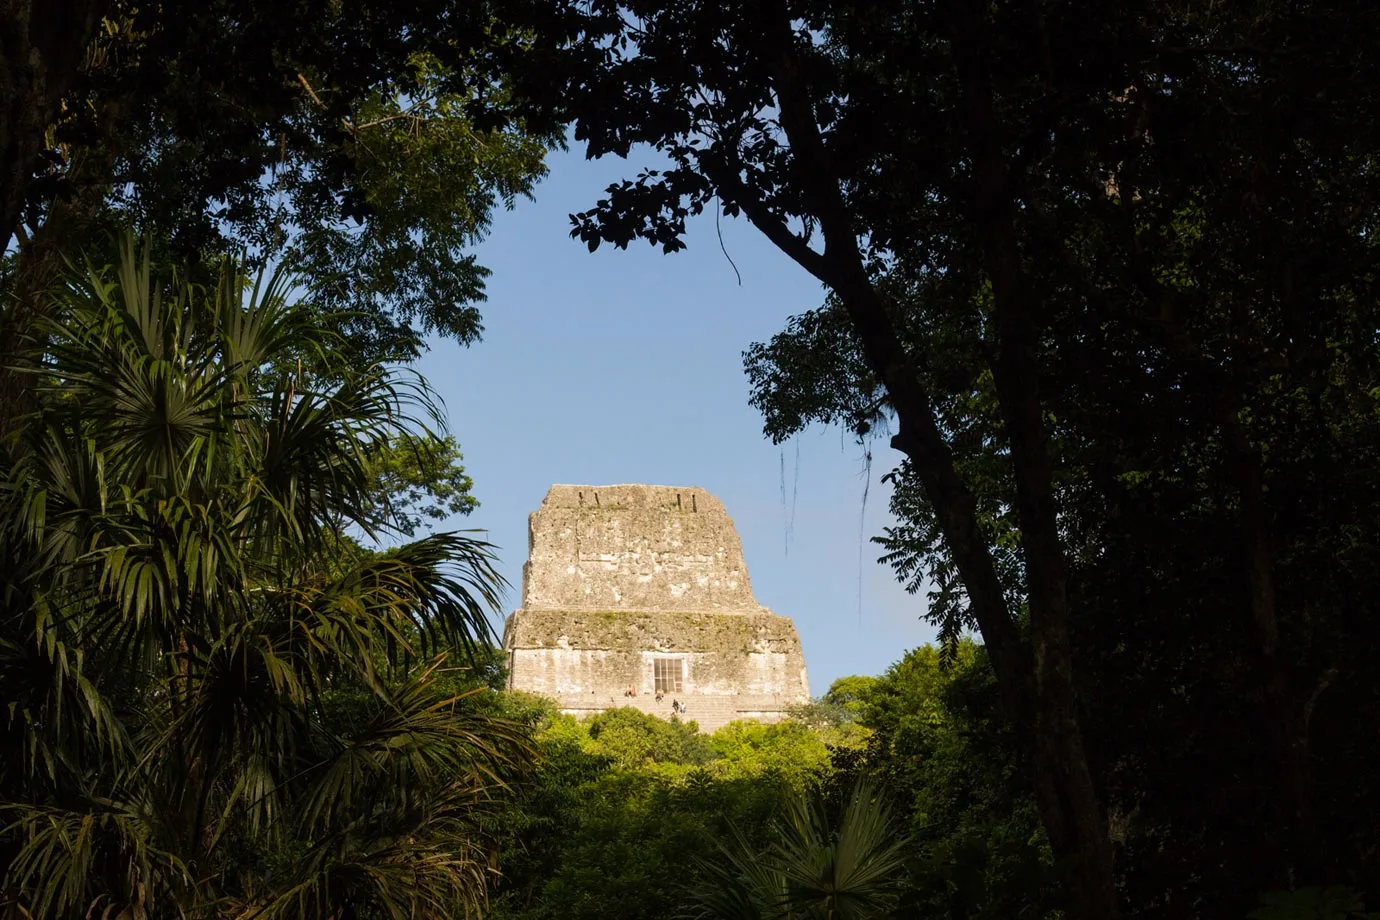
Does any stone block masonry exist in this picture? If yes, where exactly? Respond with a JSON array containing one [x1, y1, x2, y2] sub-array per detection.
[[520, 483, 761, 612], [503, 484, 811, 732]]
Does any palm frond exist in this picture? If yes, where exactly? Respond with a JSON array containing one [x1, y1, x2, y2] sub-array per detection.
[[0, 233, 525, 918], [772, 782, 910, 920], [687, 780, 910, 920], [1, 798, 194, 919], [288, 532, 507, 680]]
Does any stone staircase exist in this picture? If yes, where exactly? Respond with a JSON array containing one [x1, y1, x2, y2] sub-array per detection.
[[554, 692, 798, 733]]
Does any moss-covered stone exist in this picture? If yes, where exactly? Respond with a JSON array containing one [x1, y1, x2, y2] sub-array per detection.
[[503, 484, 811, 731]]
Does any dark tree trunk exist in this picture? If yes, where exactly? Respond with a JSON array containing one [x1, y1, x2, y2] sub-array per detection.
[[1145, 302, 1320, 884], [1201, 354, 1318, 882], [0, 0, 108, 441], [0, 0, 106, 246], [948, 13, 1122, 915], [731, 13, 1120, 917], [982, 213, 1121, 920]]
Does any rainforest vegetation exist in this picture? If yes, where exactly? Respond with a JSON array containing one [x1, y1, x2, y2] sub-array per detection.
[[3, 1, 1380, 918]]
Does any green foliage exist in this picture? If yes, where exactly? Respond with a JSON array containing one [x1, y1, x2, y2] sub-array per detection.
[[786, 679, 877, 753], [711, 719, 848, 783], [13, 1, 564, 372], [1249, 888, 1380, 920], [745, 289, 1022, 660], [280, 50, 553, 362], [13, 3, 1380, 917], [480, 651, 1044, 920], [845, 644, 1058, 919], [825, 676, 881, 714], [530, 0, 1380, 911], [586, 707, 716, 769], [0, 237, 526, 919], [688, 780, 911, 920], [488, 707, 858, 920], [530, 769, 787, 920], [366, 431, 480, 537]]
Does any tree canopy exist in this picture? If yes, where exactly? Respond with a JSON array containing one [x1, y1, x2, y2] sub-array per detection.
[[5, 1, 1380, 918], [0, 0, 568, 438], [511, 0, 1380, 916], [0, 237, 526, 917]]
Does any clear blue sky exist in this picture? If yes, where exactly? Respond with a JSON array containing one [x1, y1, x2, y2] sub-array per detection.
[[414, 147, 935, 692]]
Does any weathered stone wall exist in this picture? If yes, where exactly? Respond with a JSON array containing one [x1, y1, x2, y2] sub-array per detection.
[[504, 608, 808, 696], [503, 606, 812, 731], [521, 484, 761, 612], [504, 484, 811, 731]]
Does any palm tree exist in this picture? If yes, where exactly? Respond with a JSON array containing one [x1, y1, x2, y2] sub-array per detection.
[[0, 235, 525, 919], [688, 781, 911, 920]]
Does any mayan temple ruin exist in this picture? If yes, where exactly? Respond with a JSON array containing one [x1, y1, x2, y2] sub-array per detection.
[[501, 484, 811, 732]]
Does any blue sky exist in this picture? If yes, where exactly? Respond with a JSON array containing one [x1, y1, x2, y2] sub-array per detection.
[[414, 147, 935, 691]]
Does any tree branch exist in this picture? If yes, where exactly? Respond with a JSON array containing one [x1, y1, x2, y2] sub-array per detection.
[[746, 3, 1031, 721], [698, 154, 830, 281]]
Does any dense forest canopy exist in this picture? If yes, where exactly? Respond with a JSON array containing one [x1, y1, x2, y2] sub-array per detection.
[[2, 1, 1380, 918]]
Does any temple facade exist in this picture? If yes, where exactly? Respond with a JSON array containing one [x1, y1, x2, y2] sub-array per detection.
[[502, 484, 811, 731]]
